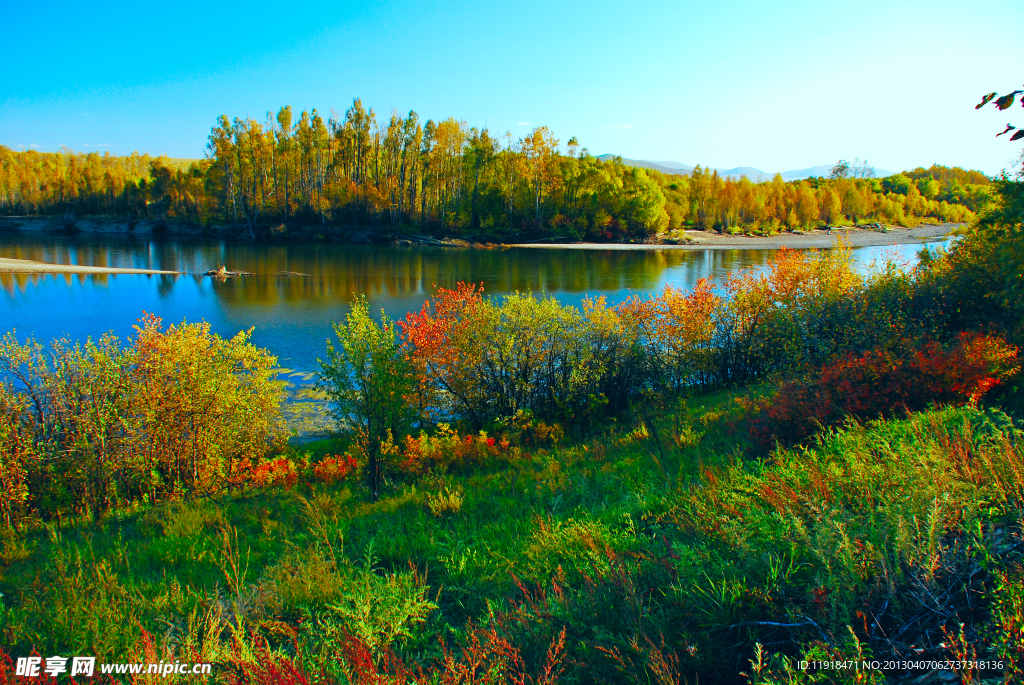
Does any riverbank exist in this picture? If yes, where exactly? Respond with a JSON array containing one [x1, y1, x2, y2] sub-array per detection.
[[1, 215, 961, 250], [0, 257, 180, 275], [511, 223, 958, 250]]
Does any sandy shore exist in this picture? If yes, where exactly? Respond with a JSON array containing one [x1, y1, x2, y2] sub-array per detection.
[[510, 224, 958, 250], [0, 258, 181, 275]]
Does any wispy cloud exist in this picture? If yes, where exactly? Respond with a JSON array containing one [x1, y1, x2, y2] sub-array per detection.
[[516, 121, 532, 126], [83, 143, 111, 148]]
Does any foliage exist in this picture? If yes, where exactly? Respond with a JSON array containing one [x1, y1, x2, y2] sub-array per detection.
[[0, 316, 286, 525], [619, 278, 721, 394], [748, 332, 1020, 451], [986, 568, 1024, 673], [134, 314, 288, 497], [401, 284, 637, 432], [396, 244, 932, 442], [5, 211, 1024, 682], [400, 425, 508, 477], [975, 84, 1024, 142], [3, 391, 1024, 683], [299, 556, 437, 663], [742, 632, 885, 684], [313, 454, 361, 485], [0, 107, 990, 239], [0, 147, 201, 220], [921, 179, 1024, 350], [678, 406, 1024, 677], [319, 296, 416, 500]]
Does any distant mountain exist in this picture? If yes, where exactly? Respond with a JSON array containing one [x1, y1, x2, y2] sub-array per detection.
[[717, 167, 773, 182], [595, 156, 694, 176], [649, 160, 691, 171], [779, 165, 834, 181], [597, 155, 891, 181]]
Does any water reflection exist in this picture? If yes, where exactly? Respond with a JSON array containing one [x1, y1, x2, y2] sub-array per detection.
[[0, 236, 789, 296], [0, 233, 936, 375]]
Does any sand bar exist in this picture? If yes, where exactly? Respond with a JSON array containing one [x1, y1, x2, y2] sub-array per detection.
[[510, 224, 957, 250], [0, 258, 181, 275]]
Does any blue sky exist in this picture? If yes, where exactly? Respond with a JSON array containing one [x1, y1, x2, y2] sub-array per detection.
[[3, 0, 1022, 175]]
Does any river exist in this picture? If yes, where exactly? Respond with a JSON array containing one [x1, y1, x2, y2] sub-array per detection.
[[0, 233, 941, 379]]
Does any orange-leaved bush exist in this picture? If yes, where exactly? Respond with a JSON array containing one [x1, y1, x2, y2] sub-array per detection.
[[619, 278, 721, 393]]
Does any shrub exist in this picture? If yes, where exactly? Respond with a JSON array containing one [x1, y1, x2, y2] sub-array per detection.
[[134, 314, 287, 498], [749, 332, 1020, 451], [678, 406, 1024, 668], [401, 285, 639, 432], [619, 278, 721, 394], [924, 179, 1024, 343], [400, 424, 508, 476], [298, 559, 437, 666], [0, 383, 31, 528], [313, 454, 360, 485], [248, 457, 298, 489], [987, 567, 1024, 676]]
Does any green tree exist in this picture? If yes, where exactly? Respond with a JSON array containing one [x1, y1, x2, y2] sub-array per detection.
[[318, 297, 415, 501], [916, 176, 940, 199], [884, 173, 913, 195]]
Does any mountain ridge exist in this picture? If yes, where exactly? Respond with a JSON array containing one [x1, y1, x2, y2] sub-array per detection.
[[595, 155, 891, 181]]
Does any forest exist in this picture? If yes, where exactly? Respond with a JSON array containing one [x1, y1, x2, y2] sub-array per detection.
[[0, 175, 1022, 682], [0, 99, 993, 241]]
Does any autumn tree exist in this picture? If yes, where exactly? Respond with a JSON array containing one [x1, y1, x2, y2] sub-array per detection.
[[521, 126, 559, 226]]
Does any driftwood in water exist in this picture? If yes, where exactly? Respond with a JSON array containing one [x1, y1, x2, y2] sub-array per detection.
[[204, 265, 255, 279], [204, 266, 311, 279]]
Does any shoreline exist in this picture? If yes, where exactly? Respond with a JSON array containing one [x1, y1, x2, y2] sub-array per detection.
[[1, 215, 960, 255], [0, 258, 181, 275], [508, 224, 958, 250]]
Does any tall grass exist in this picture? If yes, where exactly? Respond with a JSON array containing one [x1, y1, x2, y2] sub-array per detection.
[[2, 403, 1022, 682]]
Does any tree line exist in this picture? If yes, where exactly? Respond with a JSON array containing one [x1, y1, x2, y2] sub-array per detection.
[[0, 99, 994, 239]]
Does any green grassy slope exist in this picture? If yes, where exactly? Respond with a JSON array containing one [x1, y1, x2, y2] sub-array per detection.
[[2, 392, 1021, 683]]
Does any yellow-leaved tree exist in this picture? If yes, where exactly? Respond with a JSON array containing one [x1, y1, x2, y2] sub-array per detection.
[[0, 315, 287, 527], [134, 314, 287, 499]]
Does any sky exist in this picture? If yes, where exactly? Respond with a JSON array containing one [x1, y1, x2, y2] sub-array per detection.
[[2, 0, 1022, 176]]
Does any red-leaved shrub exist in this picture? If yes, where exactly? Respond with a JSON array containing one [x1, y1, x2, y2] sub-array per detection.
[[313, 454, 360, 485], [248, 457, 299, 489], [749, 332, 1019, 451]]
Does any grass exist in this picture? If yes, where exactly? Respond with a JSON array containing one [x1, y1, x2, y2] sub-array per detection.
[[1, 389, 1022, 683]]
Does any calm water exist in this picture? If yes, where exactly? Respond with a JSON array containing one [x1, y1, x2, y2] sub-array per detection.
[[0, 233, 939, 376]]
